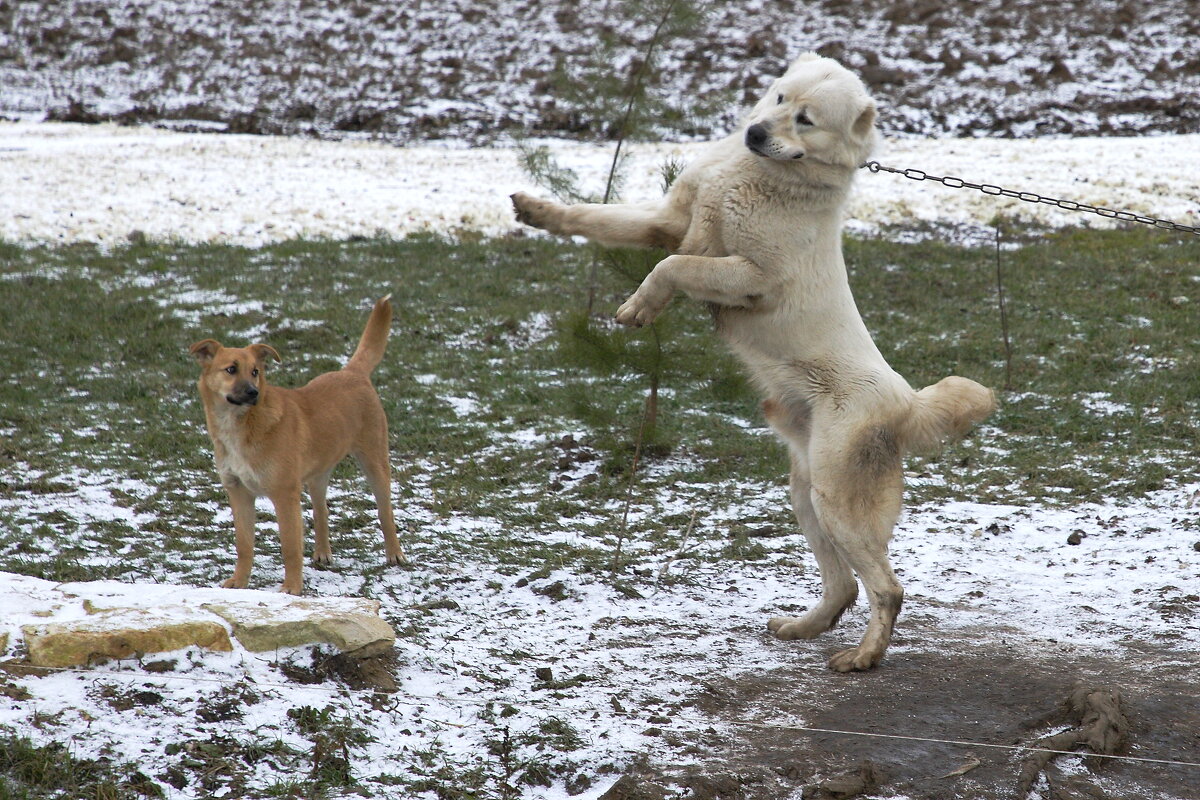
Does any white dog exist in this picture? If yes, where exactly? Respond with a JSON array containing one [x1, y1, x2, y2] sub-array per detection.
[[511, 54, 995, 671]]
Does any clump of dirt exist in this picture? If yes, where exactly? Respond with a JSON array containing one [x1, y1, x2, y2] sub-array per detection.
[[802, 760, 880, 799], [0, 673, 31, 701], [96, 683, 164, 711], [1017, 686, 1130, 795], [196, 683, 260, 723], [277, 646, 400, 693], [598, 773, 668, 800]]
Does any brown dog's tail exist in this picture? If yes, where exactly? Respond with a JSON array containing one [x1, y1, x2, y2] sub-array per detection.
[[345, 295, 393, 375], [898, 376, 996, 455]]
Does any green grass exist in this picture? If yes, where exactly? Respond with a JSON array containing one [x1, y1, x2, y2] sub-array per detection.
[[0, 225, 1196, 798], [0, 228, 1196, 592], [0, 733, 163, 799]]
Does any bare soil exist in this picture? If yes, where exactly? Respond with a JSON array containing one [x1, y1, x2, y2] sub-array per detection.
[[1, 0, 1197, 142], [608, 623, 1200, 799]]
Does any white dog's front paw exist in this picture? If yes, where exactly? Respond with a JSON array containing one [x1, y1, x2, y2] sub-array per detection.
[[615, 283, 671, 328], [510, 192, 564, 233]]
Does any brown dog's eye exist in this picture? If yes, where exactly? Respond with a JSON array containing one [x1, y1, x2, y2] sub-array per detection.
[[225, 365, 237, 375], [252, 369, 259, 377]]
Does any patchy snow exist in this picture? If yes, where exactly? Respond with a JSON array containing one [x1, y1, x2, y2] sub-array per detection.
[[2, 120, 1199, 798], [1, 122, 1198, 248], [2, 471, 1199, 798], [2, 0, 1197, 140]]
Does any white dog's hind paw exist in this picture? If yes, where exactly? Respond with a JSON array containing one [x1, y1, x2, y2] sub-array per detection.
[[767, 615, 826, 640], [827, 645, 883, 672]]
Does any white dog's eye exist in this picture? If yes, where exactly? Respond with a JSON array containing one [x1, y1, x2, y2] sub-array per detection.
[[796, 109, 813, 126], [777, 93, 784, 105]]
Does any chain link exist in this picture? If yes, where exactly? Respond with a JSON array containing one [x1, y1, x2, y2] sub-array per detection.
[[861, 160, 1200, 236]]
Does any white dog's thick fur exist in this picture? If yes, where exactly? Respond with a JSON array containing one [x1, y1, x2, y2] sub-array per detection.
[[512, 54, 995, 671]]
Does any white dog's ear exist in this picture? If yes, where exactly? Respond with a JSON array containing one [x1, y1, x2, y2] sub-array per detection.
[[852, 100, 877, 140], [785, 52, 822, 74]]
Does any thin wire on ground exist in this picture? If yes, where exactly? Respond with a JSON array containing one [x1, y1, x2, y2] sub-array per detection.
[[13, 662, 1200, 771]]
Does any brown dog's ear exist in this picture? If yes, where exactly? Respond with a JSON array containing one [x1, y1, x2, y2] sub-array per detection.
[[189, 339, 222, 364], [248, 343, 281, 366]]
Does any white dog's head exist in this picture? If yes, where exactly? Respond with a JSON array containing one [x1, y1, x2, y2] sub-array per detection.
[[744, 53, 879, 169]]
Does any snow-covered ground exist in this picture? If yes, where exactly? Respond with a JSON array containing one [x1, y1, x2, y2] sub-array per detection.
[[2, 121, 1199, 798], [4, 0, 1197, 141], [2, 121, 1199, 247], [1, 479, 1198, 798]]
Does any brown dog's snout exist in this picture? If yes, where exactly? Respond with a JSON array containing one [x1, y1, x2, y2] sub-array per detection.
[[226, 382, 259, 406]]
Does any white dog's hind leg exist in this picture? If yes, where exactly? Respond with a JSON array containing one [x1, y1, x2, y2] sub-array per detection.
[[825, 547, 903, 673], [811, 471, 905, 672], [764, 399, 860, 640], [768, 488, 859, 640]]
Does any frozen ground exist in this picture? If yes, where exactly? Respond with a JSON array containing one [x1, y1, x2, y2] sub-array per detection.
[[2, 473, 1199, 799], [2, 121, 1198, 247], [1, 119, 1199, 798], [2, 0, 1197, 141], [2, 2, 1199, 795]]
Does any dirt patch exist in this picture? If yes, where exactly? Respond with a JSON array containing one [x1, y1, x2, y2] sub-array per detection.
[[613, 626, 1200, 799], [277, 646, 400, 694]]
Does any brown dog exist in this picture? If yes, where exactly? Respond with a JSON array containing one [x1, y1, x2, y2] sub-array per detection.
[[189, 295, 405, 594]]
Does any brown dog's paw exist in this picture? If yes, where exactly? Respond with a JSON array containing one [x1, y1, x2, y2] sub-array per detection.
[[827, 646, 882, 672], [510, 192, 563, 232], [385, 551, 409, 567], [221, 576, 249, 590]]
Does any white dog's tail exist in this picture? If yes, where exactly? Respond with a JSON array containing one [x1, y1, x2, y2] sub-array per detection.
[[898, 376, 996, 455]]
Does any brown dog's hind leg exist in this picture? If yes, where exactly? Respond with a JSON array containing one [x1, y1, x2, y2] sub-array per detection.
[[222, 479, 257, 589], [309, 472, 332, 566], [354, 444, 406, 566]]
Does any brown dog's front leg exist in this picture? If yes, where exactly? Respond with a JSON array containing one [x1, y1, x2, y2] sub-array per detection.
[[272, 490, 306, 595], [223, 480, 257, 589]]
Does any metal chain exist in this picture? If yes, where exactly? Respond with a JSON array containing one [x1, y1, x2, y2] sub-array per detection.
[[861, 160, 1200, 236]]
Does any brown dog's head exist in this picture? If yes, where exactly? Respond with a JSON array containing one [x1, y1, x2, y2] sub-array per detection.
[[188, 339, 281, 409]]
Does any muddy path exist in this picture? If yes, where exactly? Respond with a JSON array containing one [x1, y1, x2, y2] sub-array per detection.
[[608, 624, 1200, 799]]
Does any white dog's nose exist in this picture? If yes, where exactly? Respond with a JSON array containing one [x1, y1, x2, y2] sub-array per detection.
[[745, 123, 769, 152]]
